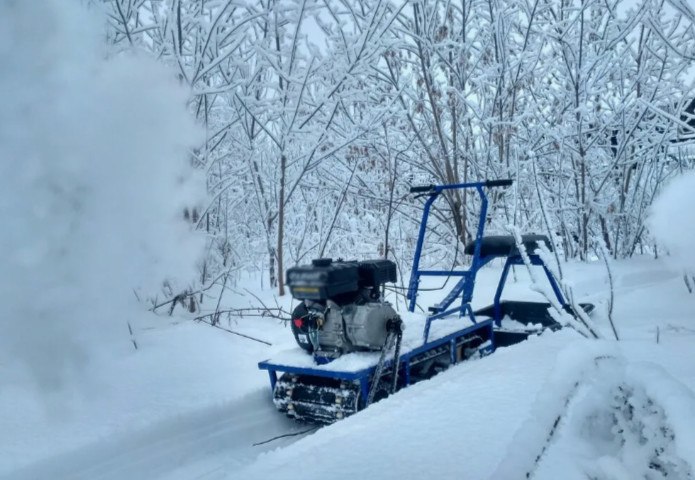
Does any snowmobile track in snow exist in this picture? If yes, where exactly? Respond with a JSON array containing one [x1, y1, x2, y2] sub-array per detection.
[[493, 351, 694, 480], [6, 390, 314, 480], [522, 355, 616, 479]]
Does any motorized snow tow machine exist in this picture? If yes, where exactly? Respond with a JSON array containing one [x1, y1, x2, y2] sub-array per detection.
[[259, 179, 593, 423]]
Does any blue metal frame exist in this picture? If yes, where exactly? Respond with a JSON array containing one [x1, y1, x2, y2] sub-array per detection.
[[259, 319, 495, 407], [407, 182, 490, 314], [407, 182, 491, 342], [491, 254, 567, 326], [406, 181, 569, 341]]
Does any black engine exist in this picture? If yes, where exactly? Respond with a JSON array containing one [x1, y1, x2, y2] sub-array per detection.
[[286, 258, 398, 358]]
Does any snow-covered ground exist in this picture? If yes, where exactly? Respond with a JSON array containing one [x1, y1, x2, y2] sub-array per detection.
[[2, 257, 695, 480]]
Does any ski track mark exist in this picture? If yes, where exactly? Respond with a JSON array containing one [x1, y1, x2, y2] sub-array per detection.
[[5, 389, 313, 480]]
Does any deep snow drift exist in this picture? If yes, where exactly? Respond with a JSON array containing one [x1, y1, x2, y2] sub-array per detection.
[[3, 258, 695, 480], [650, 169, 695, 273], [0, 0, 204, 392], [235, 259, 695, 480]]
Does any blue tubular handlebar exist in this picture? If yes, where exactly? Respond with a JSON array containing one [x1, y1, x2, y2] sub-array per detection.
[[409, 179, 513, 194], [409, 185, 435, 193], [484, 179, 513, 187]]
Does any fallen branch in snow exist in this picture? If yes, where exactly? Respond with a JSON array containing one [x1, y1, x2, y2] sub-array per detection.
[[664, 324, 695, 336], [194, 287, 292, 336], [252, 426, 319, 446], [194, 316, 272, 346], [197, 307, 290, 321], [243, 288, 292, 324], [149, 271, 227, 313]]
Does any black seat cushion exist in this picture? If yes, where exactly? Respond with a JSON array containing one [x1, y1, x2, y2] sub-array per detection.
[[463, 234, 552, 257]]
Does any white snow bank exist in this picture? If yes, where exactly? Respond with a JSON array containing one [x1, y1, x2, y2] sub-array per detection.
[[0, 318, 281, 476], [627, 362, 695, 472], [0, 0, 204, 390], [238, 305, 695, 480], [491, 340, 620, 479], [3, 257, 694, 479], [498, 345, 695, 480], [649, 170, 695, 271], [238, 330, 592, 480]]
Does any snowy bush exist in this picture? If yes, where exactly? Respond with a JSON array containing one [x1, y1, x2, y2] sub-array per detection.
[[649, 170, 695, 273], [93, 0, 695, 293], [0, 0, 205, 389]]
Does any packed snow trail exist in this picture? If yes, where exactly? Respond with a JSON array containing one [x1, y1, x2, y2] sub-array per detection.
[[233, 326, 695, 480], [235, 330, 604, 480], [6, 389, 309, 480]]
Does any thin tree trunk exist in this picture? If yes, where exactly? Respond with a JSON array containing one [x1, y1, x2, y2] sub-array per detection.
[[277, 154, 287, 296]]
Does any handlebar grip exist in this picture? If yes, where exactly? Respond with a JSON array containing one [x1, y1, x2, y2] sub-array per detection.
[[484, 179, 513, 187], [409, 185, 435, 193]]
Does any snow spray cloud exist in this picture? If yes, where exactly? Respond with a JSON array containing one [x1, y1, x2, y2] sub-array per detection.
[[648, 170, 695, 271], [0, 0, 205, 389]]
